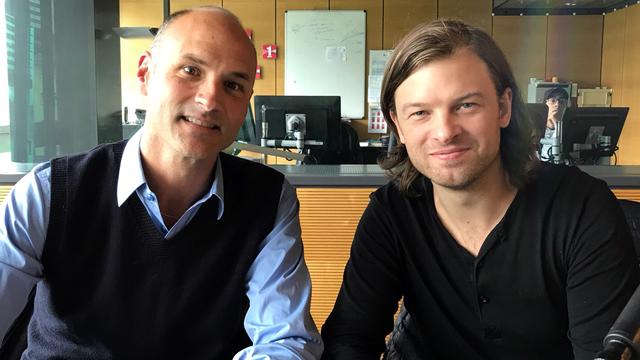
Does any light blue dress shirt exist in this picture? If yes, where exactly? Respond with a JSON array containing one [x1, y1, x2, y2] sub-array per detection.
[[0, 129, 323, 359]]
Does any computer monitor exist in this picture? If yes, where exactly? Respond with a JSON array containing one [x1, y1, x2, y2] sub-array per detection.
[[528, 81, 572, 106], [236, 104, 257, 144], [561, 107, 628, 162], [525, 103, 550, 142], [253, 95, 342, 155]]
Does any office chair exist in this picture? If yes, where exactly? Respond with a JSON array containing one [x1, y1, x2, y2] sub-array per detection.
[[338, 122, 363, 164], [304, 121, 362, 164], [383, 302, 424, 359], [227, 104, 258, 157], [619, 199, 640, 264], [237, 103, 257, 145]]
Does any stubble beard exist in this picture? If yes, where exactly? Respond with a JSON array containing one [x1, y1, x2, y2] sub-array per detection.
[[420, 151, 502, 191]]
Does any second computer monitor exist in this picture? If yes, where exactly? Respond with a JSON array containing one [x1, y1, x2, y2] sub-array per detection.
[[561, 106, 628, 158], [525, 102, 550, 142]]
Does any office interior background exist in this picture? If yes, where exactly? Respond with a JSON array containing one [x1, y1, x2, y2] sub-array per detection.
[[116, 0, 640, 164], [2, 0, 640, 167], [2, 0, 640, 327]]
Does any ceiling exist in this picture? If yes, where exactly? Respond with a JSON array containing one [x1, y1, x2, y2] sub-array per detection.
[[493, 0, 637, 15]]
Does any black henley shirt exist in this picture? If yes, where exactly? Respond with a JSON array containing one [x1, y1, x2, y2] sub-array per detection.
[[322, 163, 639, 360]]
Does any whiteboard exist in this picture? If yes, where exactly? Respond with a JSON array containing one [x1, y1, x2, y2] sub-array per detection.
[[285, 10, 366, 119]]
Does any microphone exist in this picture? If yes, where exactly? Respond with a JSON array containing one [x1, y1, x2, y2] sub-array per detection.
[[595, 284, 640, 360]]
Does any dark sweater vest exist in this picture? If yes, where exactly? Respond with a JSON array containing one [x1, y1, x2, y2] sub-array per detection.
[[24, 142, 284, 359]]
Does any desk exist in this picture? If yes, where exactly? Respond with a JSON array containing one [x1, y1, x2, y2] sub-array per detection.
[[271, 164, 640, 189], [359, 141, 388, 164]]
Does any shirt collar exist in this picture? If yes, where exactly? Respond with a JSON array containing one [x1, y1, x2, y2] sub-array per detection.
[[116, 127, 225, 220]]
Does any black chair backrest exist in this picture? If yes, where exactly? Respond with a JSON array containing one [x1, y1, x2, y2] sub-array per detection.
[[619, 199, 640, 264], [339, 122, 363, 164]]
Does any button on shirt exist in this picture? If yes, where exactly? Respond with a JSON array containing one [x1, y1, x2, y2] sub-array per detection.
[[442, 220, 509, 346], [0, 129, 323, 359]]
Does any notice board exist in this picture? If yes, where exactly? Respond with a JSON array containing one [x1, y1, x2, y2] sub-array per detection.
[[285, 10, 366, 119]]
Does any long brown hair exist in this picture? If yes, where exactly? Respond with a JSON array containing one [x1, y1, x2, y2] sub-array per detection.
[[379, 19, 538, 193]]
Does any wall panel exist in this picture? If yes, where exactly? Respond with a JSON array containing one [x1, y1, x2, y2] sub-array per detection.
[[601, 10, 626, 106], [119, 0, 162, 115], [619, 5, 640, 164], [438, 0, 493, 34], [601, 9, 631, 164], [0, 185, 12, 205], [120, 0, 162, 26], [171, 0, 221, 12], [297, 187, 374, 327], [546, 15, 603, 88], [612, 189, 640, 201], [492, 16, 547, 97], [223, 0, 277, 97], [382, 0, 437, 49]]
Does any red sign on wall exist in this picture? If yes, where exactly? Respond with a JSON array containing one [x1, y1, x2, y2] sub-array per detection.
[[262, 44, 278, 59]]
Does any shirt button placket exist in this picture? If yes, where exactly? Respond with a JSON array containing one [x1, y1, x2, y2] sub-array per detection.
[[484, 325, 502, 340], [479, 295, 490, 305]]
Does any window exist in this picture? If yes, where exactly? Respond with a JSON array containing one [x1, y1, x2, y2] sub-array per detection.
[[1, 0, 99, 172]]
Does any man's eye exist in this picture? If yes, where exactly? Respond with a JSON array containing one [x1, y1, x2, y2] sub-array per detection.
[[182, 66, 199, 76], [225, 81, 243, 92], [458, 103, 476, 111]]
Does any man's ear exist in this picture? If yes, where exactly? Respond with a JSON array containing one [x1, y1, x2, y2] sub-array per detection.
[[390, 111, 406, 144], [137, 51, 152, 96], [498, 87, 513, 128]]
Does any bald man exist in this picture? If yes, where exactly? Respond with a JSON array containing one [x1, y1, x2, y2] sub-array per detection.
[[0, 6, 322, 359]]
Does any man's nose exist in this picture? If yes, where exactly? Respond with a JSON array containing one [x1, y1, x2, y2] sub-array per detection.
[[432, 111, 461, 143], [194, 81, 220, 111]]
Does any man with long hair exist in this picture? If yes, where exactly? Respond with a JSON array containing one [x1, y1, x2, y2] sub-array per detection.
[[321, 19, 638, 359]]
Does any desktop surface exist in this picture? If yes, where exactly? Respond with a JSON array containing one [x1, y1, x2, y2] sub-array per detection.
[[268, 164, 640, 188]]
